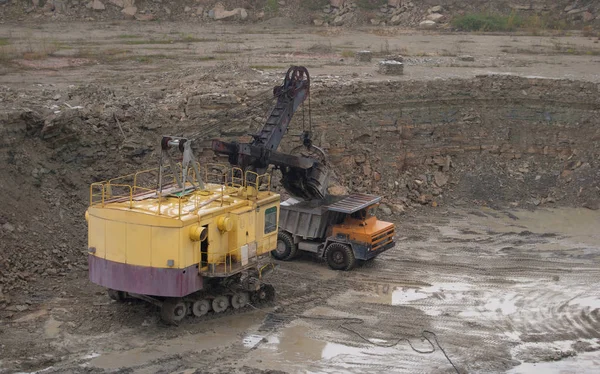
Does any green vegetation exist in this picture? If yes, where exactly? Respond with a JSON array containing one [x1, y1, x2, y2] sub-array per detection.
[[0, 38, 10, 46], [340, 50, 355, 58], [265, 0, 279, 13]]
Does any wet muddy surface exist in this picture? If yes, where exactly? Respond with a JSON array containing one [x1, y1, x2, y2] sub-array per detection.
[[3, 207, 599, 373]]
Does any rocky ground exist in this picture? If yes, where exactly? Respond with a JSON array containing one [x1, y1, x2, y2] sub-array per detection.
[[2, 0, 599, 29], [0, 15, 599, 374]]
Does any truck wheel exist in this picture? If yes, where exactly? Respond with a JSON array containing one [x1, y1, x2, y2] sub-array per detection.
[[272, 231, 297, 261], [325, 243, 356, 271]]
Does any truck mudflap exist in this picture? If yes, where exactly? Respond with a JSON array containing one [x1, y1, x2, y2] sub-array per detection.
[[353, 241, 395, 261]]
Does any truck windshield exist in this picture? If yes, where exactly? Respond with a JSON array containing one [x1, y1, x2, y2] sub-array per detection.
[[350, 206, 378, 221]]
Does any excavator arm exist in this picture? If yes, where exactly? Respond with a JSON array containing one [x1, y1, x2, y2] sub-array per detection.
[[212, 66, 329, 199]]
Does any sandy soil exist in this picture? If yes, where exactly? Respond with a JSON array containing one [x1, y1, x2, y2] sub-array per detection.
[[1, 21, 600, 374], [1, 22, 600, 90]]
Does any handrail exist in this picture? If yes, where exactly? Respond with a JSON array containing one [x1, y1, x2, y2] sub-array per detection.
[[89, 163, 273, 218]]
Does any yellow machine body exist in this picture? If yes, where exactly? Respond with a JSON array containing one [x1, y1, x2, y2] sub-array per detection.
[[86, 166, 279, 298]]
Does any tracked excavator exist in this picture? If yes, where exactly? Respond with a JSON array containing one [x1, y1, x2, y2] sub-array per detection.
[[85, 66, 393, 324]]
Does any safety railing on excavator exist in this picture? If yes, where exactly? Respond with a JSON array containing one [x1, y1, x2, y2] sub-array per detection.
[[200, 246, 260, 276], [89, 162, 202, 207], [90, 163, 273, 217]]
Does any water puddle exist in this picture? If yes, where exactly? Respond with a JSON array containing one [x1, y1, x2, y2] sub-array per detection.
[[246, 323, 400, 372], [368, 282, 472, 311], [508, 351, 600, 373], [88, 313, 261, 370], [568, 296, 600, 309], [43, 317, 62, 338]]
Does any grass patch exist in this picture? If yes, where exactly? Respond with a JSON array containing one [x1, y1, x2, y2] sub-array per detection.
[[250, 65, 282, 70], [265, 0, 279, 13], [0, 38, 10, 46], [340, 49, 355, 58]]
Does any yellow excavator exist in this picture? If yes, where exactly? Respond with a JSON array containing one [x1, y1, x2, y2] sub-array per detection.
[[86, 66, 394, 323]]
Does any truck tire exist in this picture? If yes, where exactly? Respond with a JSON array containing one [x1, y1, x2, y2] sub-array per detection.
[[325, 243, 356, 271], [272, 231, 297, 261]]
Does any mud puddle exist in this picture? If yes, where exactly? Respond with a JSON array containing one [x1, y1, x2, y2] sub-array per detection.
[[82, 312, 264, 370], [508, 351, 600, 373], [244, 322, 406, 374]]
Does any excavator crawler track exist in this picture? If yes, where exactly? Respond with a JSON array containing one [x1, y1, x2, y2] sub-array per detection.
[[113, 284, 276, 325]]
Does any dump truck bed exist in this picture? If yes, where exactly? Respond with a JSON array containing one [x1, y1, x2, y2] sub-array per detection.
[[279, 194, 382, 240]]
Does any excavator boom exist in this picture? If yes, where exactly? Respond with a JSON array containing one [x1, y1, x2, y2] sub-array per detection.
[[212, 66, 329, 199]]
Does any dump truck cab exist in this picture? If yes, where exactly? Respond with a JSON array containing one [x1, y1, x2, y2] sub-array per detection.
[[273, 194, 395, 271]]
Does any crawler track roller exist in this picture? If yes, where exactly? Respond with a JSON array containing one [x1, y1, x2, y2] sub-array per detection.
[[158, 284, 276, 324]]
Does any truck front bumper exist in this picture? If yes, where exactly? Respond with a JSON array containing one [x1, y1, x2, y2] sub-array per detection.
[[354, 241, 395, 261]]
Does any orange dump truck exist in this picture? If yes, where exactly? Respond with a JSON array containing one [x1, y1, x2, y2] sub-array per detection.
[[272, 194, 395, 270]]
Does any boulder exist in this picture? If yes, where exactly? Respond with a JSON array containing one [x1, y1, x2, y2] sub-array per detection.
[[583, 11, 595, 22], [92, 0, 105, 10], [313, 19, 324, 26], [330, 0, 344, 8], [426, 13, 444, 22], [123, 0, 134, 7], [379, 204, 393, 216], [428, 5, 442, 13], [378, 60, 404, 75], [121, 6, 137, 18], [332, 15, 345, 26], [328, 185, 348, 196], [135, 13, 155, 21], [213, 6, 247, 21], [419, 20, 437, 29], [433, 172, 449, 187], [184, 6, 191, 12], [388, 0, 401, 7], [109, 0, 124, 7]]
